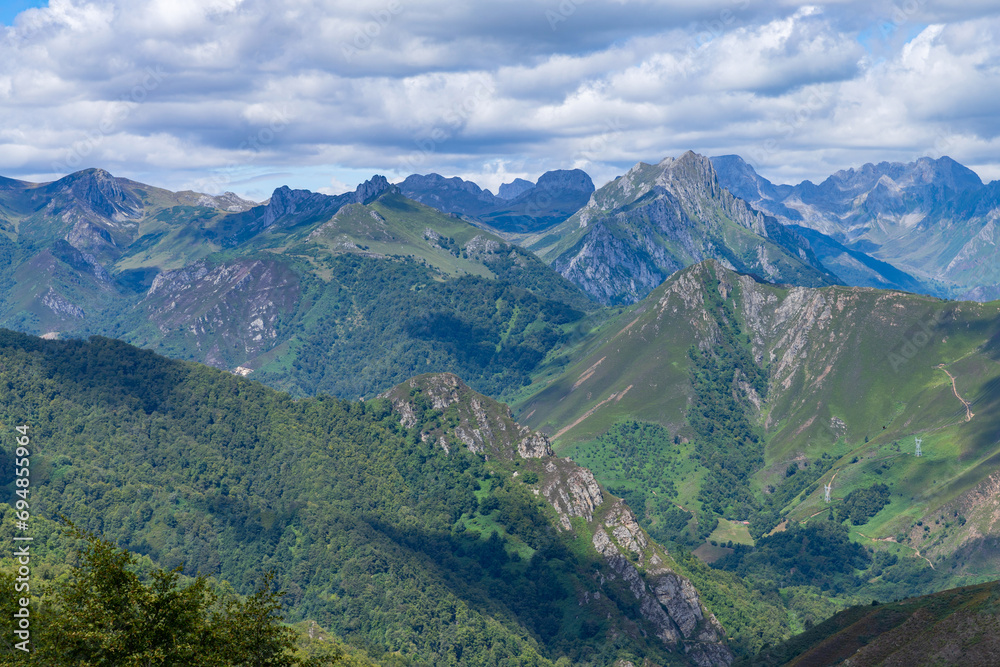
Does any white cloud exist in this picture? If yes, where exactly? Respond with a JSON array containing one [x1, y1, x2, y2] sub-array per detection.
[[0, 0, 998, 197]]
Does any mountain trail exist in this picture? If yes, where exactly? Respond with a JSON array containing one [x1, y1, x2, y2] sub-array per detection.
[[552, 385, 632, 439], [936, 364, 974, 421], [858, 531, 936, 570]]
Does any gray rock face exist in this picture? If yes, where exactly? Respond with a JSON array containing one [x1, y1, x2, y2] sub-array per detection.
[[261, 186, 340, 228], [517, 432, 554, 458], [352, 174, 393, 204], [50, 168, 144, 223], [535, 169, 595, 194], [542, 465, 604, 527], [550, 151, 835, 305], [591, 499, 733, 665]]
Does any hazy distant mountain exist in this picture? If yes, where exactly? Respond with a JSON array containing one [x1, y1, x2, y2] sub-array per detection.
[[711, 154, 999, 299], [396, 172, 498, 217], [522, 151, 838, 304], [399, 169, 595, 233], [498, 177, 534, 199]]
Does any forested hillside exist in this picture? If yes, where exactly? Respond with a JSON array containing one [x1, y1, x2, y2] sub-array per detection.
[[0, 330, 732, 665]]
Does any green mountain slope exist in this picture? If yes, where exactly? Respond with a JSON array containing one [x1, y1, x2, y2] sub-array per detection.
[[516, 261, 1000, 595], [741, 578, 1000, 666], [0, 330, 732, 666]]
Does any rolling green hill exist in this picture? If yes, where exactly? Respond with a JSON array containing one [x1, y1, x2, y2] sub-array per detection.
[[740, 578, 1000, 666], [516, 260, 1000, 609]]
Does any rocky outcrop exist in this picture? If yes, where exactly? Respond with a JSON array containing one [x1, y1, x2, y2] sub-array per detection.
[[379, 373, 555, 460], [542, 463, 604, 528], [592, 499, 732, 665], [180, 190, 257, 212], [352, 174, 393, 204], [498, 178, 534, 200], [380, 372, 733, 665], [41, 287, 85, 319], [261, 186, 341, 229]]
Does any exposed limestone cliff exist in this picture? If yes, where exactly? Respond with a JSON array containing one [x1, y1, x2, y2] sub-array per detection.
[[380, 372, 733, 665], [139, 258, 300, 368]]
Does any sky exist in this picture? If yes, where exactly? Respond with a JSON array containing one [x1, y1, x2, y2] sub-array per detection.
[[1, 0, 999, 201]]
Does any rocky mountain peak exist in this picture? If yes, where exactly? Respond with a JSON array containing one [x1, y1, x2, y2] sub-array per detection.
[[498, 178, 534, 199], [353, 174, 394, 204], [398, 173, 499, 216], [259, 185, 344, 228], [379, 372, 555, 460], [51, 168, 143, 221], [535, 169, 595, 194]]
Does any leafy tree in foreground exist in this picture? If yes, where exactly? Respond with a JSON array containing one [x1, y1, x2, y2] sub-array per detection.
[[2, 520, 318, 666]]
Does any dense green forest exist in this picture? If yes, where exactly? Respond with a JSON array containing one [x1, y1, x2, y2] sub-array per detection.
[[686, 279, 768, 526], [0, 330, 688, 665], [837, 484, 891, 526]]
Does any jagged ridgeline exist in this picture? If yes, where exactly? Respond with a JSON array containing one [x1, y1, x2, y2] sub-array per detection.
[[0, 331, 733, 666], [519, 260, 1000, 609], [520, 152, 839, 306], [0, 170, 597, 400]]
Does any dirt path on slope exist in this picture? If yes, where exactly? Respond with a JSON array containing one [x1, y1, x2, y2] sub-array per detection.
[[858, 532, 936, 570], [936, 364, 974, 421]]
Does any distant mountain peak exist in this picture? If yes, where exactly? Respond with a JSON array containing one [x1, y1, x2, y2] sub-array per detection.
[[48, 167, 143, 221], [535, 169, 595, 193], [498, 178, 533, 199], [353, 174, 394, 204]]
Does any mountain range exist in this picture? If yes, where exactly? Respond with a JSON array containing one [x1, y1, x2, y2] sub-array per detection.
[[401, 152, 1000, 304], [399, 168, 596, 234], [0, 168, 598, 399], [0, 152, 999, 663], [710, 154, 1000, 301]]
